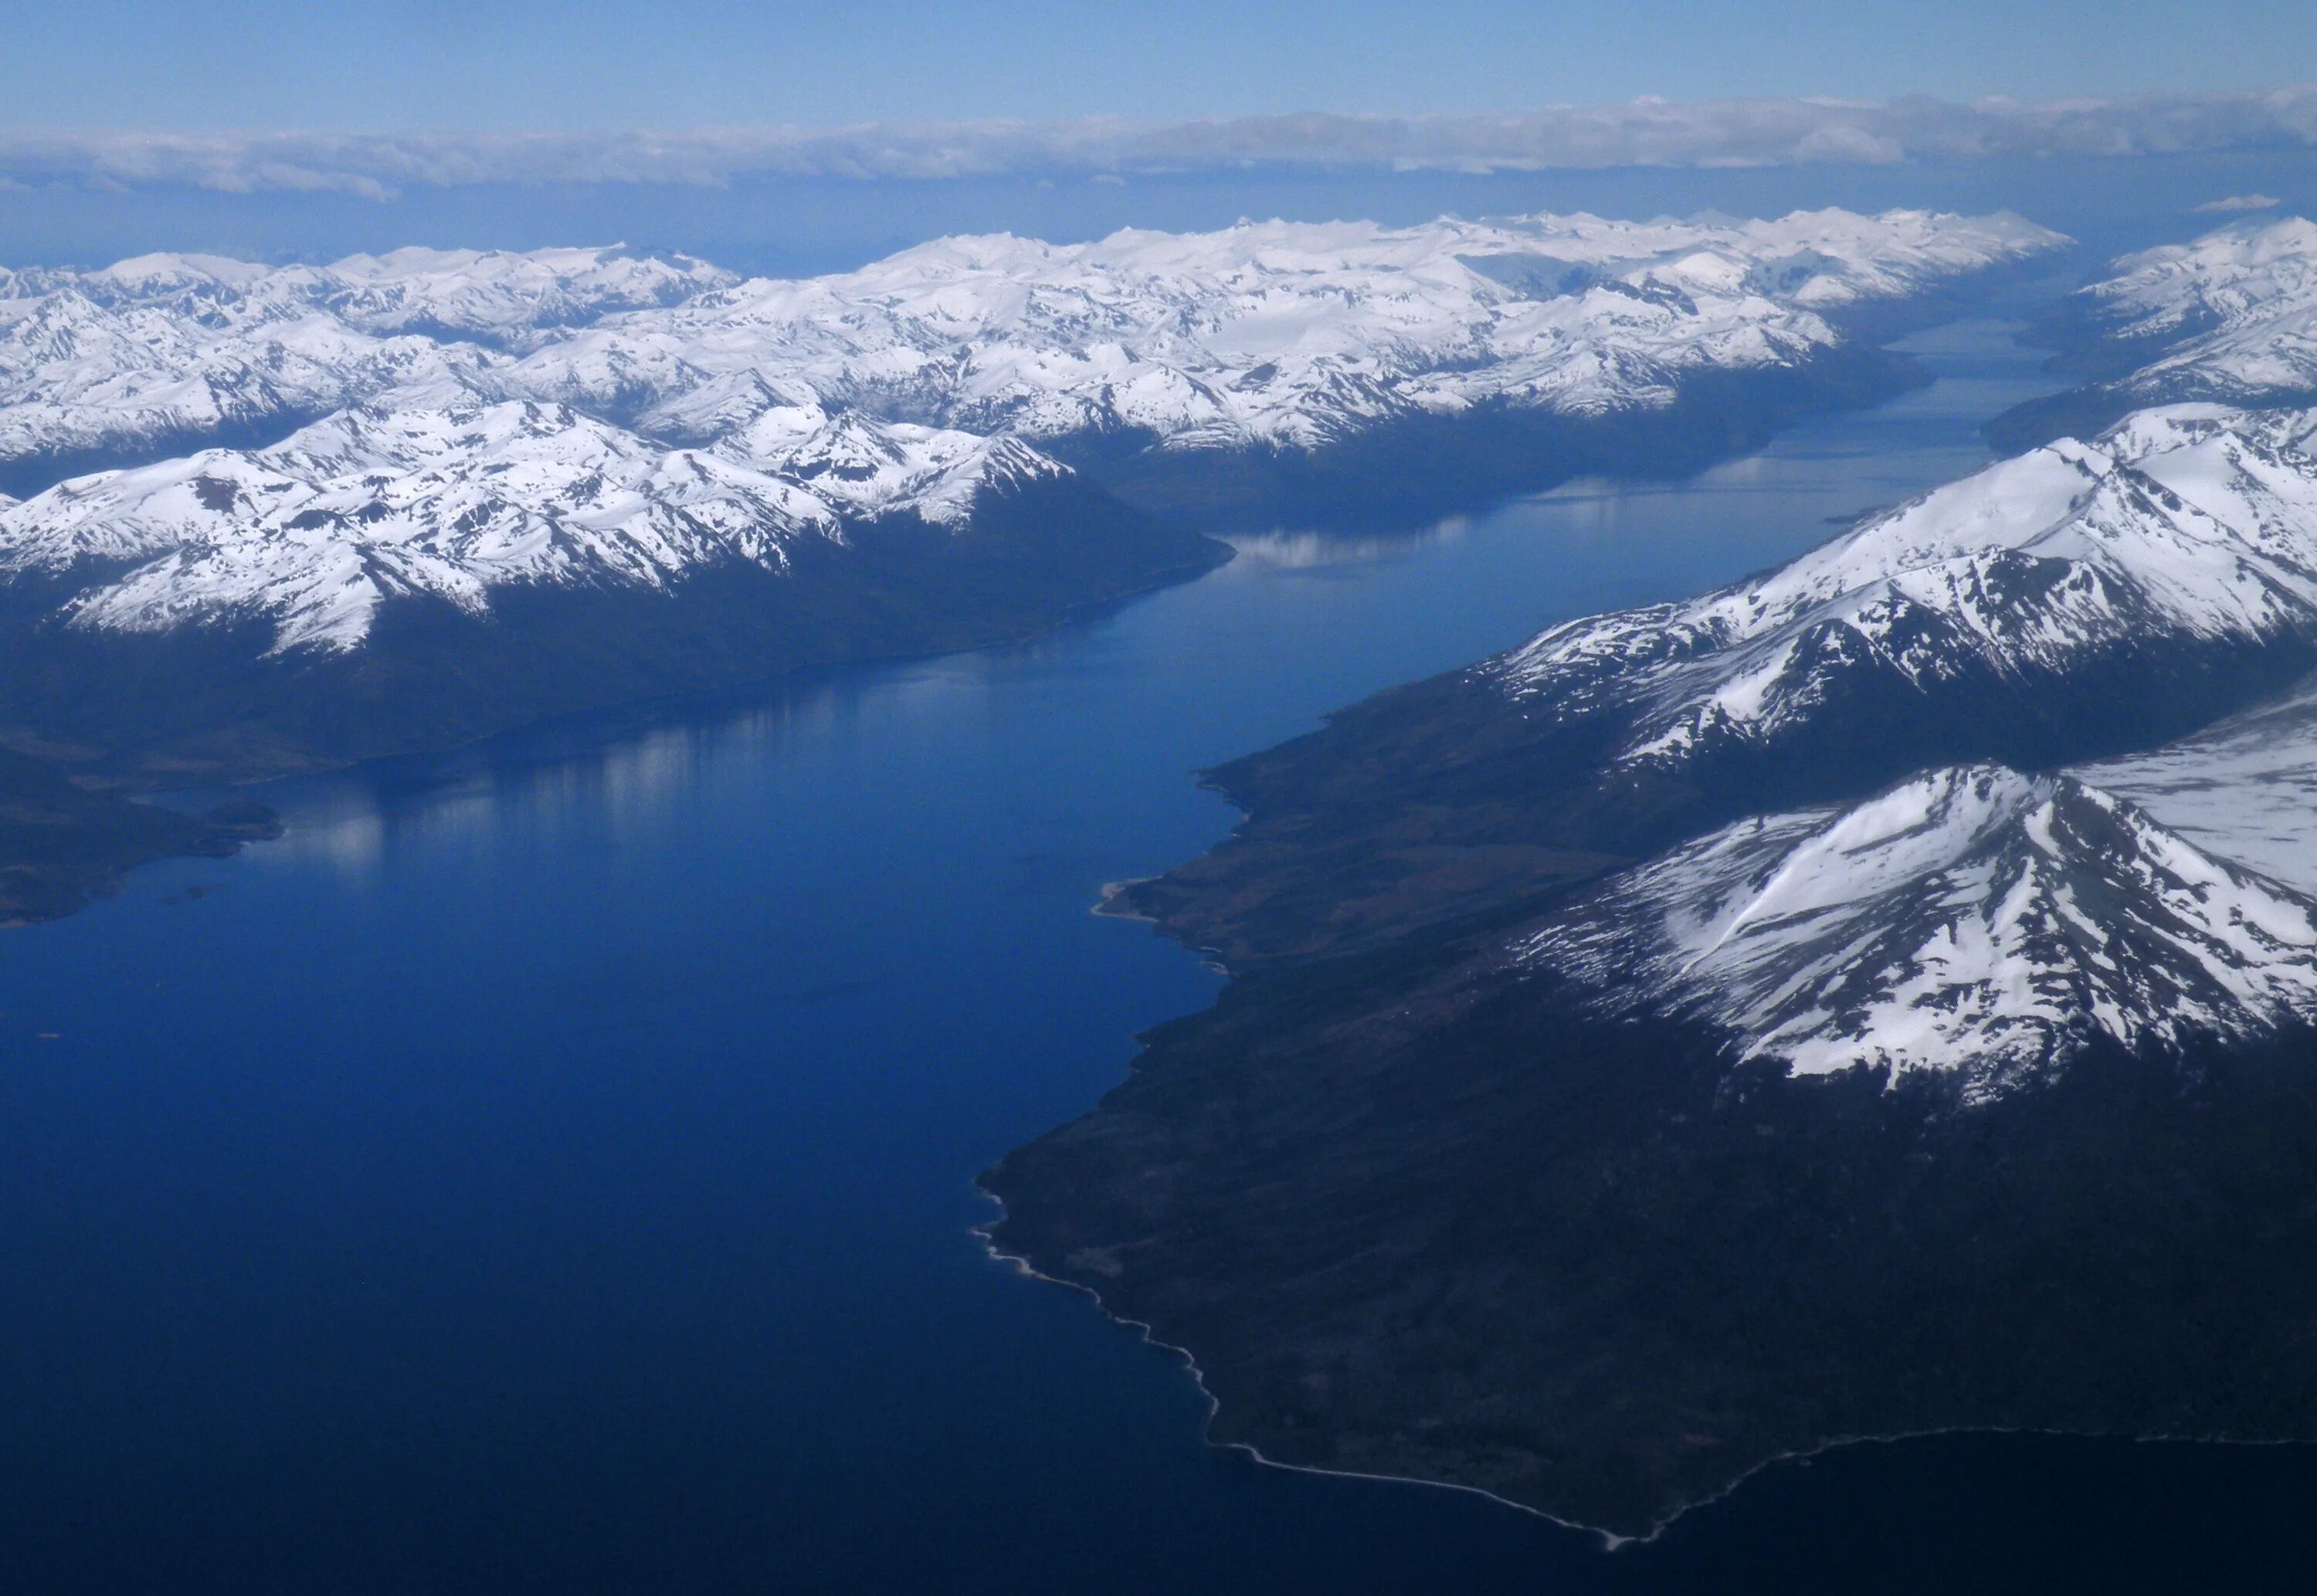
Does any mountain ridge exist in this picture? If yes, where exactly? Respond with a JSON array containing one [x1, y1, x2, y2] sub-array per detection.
[[0, 208, 2064, 515], [1989, 215, 2317, 450], [0, 207, 2061, 796], [1111, 401, 2317, 965]]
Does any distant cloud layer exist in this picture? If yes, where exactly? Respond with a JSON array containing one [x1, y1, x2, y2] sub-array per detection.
[[2194, 192, 2285, 213], [5, 87, 2316, 198]]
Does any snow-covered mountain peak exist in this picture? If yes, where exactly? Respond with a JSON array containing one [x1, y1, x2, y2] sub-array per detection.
[[1492, 405, 2317, 771], [2070, 217, 2317, 408], [1525, 762, 2317, 1098], [0, 396, 850, 653], [713, 405, 1067, 526], [77, 252, 287, 300], [0, 384, 1080, 653], [0, 210, 2061, 491], [496, 207, 2064, 453]]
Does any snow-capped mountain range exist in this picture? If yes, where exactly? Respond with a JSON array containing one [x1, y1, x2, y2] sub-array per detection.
[[2066, 216, 2317, 408], [0, 210, 2059, 486], [0, 209, 2058, 657], [1494, 402, 2317, 772], [0, 398, 1060, 652], [484, 208, 2062, 455], [2, 212, 2309, 1096], [0, 246, 734, 476], [1495, 399, 2317, 1096]]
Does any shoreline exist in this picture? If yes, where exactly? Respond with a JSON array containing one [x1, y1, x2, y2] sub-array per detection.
[[975, 1181, 2317, 1549], [5, 544, 1237, 929], [965, 1186, 1633, 1553], [97, 543, 1240, 798]]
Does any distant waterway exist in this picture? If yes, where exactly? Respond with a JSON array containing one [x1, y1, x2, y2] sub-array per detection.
[[8, 316, 2306, 1595]]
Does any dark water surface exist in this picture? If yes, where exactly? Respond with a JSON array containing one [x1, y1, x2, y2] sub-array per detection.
[[5, 320, 2309, 1596]]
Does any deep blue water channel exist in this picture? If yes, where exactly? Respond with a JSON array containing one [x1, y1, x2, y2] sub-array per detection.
[[7, 319, 2314, 1595]]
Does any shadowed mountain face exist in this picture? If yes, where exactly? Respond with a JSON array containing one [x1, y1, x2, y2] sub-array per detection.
[[985, 933, 2317, 1542], [0, 467, 1223, 782]]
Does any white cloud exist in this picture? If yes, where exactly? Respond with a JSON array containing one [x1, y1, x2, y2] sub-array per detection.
[[2194, 192, 2285, 213], [1, 86, 2313, 197]]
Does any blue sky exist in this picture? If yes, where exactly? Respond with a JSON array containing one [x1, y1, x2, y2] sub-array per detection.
[[3, 0, 2315, 130]]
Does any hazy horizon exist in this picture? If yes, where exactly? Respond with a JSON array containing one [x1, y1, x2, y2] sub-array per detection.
[[2, 147, 2309, 280]]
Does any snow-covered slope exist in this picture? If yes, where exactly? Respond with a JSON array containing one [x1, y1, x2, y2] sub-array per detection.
[[2071, 217, 2317, 406], [496, 209, 2064, 454], [311, 246, 735, 347], [0, 395, 1063, 652], [0, 209, 2061, 657], [1524, 761, 2317, 1098], [1491, 402, 2317, 772], [2080, 677, 2317, 893], [704, 400, 1066, 526], [0, 246, 733, 473], [1469, 399, 2317, 1096], [0, 210, 2059, 488]]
